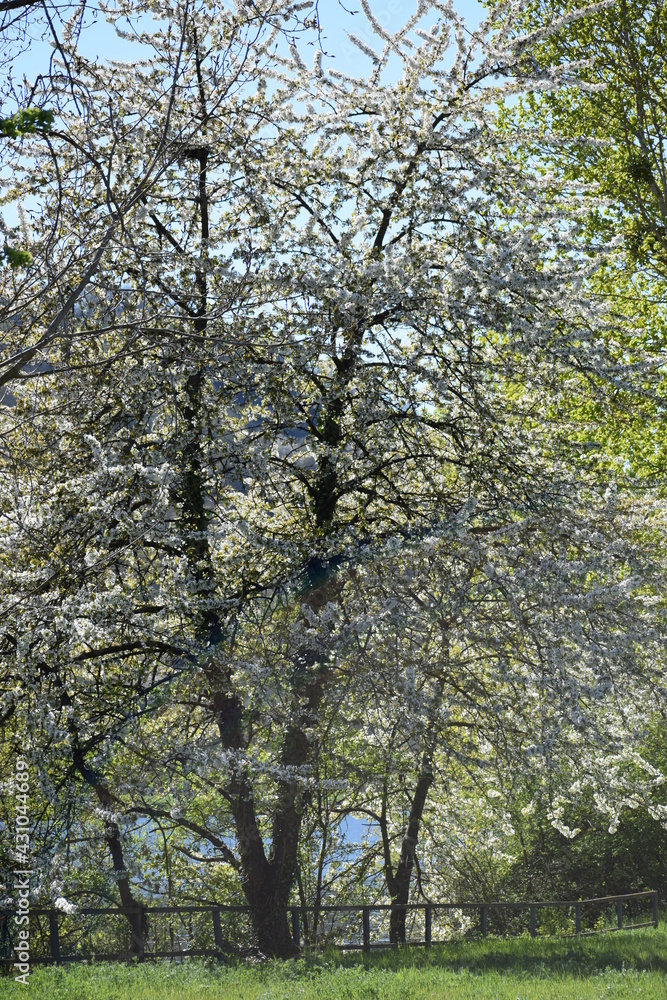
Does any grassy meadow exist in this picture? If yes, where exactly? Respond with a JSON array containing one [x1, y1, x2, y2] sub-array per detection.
[[4, 921, 666, 999]]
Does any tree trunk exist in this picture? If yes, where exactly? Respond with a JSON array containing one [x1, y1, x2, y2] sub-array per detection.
[[101, 809, 147, 959], [384, 754, 434, 945], [75, 762, 146, 956], [244, 883, 298, 958], [228, 769, 300, 957], [220, 694, 320, 956], [69, 727, 147, 957], [209, 559, 342, 957], [177, 118, 301, 957]]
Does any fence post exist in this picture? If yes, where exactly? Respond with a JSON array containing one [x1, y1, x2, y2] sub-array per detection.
[[362, 907, 370, 952], [291, 908, 300, 949], [575, 904, 581, 935], [529, 905, 536, 938], [49, 910, 61, 965], [616, 900, 623, 931], [480, 905, 487, 938], [212, 909, 224, 953], [653, 891, 659, 929], [424, 906, 432, 948]]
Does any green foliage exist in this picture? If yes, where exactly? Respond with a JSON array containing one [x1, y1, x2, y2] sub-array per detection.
[[0, 245, 31, 268], [463, 724, 667, 910], [0, 109, 54, 268], [493, 0, 667, 274], [503, 804, 667, 908], [0, 108, 54, 139]]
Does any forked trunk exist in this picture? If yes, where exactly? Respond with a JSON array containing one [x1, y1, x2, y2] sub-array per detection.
[[231, 776, 301, 957], [214, 563, 341, 958]]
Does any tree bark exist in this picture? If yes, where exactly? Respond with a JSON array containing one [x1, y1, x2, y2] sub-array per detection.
[[208, 561, 342, 956], [225, 766, 299, 957], [382, 752, 435, 945], [71, 745, 146, 957]]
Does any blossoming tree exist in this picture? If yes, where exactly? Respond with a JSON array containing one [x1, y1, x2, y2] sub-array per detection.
[[1, 0, 664, 957]]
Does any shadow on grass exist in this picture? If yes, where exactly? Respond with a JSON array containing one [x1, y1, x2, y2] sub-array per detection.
[[295, 924, 667, 979]]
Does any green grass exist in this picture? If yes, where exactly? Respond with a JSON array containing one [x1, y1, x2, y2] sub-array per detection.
[[4, 923, 667, 999]]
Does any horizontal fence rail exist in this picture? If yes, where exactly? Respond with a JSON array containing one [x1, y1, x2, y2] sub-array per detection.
[[0, 890, 658, 965]]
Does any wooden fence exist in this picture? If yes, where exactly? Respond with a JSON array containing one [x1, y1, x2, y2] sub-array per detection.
[[0, 890, 659, 965]]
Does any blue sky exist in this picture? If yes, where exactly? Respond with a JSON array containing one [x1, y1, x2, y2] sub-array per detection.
[[4, 0, 488, 228], [314, 0, 486, 68], [13, 0, 487, 84]]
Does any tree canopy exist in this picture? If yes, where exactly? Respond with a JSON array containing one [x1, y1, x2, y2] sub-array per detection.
[[1, 0, 666, 958]]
